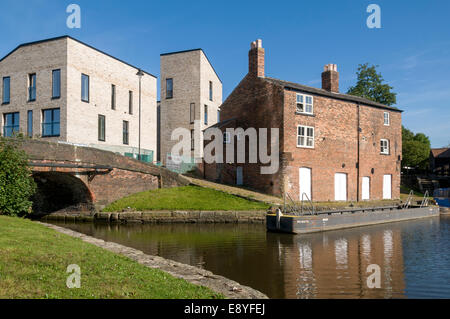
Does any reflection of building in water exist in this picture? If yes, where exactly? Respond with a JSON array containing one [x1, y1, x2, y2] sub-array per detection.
[[282, 225, 406, 299]]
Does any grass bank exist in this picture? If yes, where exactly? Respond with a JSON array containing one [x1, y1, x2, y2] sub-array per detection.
[[103, 185, 269, 212], [0, 216, 222, 299]]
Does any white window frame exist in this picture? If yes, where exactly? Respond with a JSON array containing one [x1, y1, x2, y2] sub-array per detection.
[[384, 112, 390, 126], [380, 139, 389, 155], [296, 93, 314, 115], [297, 125, 315, 148]]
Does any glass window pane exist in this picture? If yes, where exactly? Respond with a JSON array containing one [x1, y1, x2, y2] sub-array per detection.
[[53, 122, 60, 136], [129, 91, 133, 114], [166, 79, 173, 98], [82, 74, 89, 101], [300, 137, 305, 146], [3, 77, 10, 103], [27, 111, 33, 137], [29, 74, 36, 101], [53, 70, 61, 98], [209, 81, 213, 101], [306, 96, 312, 104]]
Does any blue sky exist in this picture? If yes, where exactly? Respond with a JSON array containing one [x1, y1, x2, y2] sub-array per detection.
[[0, 0, 449, 147]]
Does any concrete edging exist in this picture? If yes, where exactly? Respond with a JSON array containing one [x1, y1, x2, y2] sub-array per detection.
[[38, 222, 268, 299], [40, 210, 268, 224]]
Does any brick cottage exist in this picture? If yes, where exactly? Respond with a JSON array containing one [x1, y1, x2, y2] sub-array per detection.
[[203, 40, 402, 202]]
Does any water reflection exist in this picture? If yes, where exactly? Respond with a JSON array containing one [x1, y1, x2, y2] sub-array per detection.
[[50, 216, 450, 299]]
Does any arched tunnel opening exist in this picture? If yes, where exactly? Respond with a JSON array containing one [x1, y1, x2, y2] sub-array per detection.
[[32, 172, 94, 216]]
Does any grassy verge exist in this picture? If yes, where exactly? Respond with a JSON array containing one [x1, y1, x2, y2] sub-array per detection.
[[103, 185, 270, 212], [0, 216, 222, 299]]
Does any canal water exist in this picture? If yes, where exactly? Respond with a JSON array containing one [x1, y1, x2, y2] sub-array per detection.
[[50, 216, 450, 299]]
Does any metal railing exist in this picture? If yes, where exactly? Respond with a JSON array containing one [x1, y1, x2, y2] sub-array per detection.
[[402, 190, 414, 209], [300, 193, 315, 216], [283, 192, 315, 216], [420, 190, 430, 208]]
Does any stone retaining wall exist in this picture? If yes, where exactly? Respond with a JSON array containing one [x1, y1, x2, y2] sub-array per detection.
[[40, 210, 268, 224], [39, 222, 268, 299]]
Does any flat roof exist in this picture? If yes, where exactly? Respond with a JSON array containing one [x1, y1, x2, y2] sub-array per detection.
[[0, 35, 157, 78]]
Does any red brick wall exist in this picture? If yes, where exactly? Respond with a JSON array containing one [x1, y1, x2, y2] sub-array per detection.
[[203, 75, 285, 195], [204, 71, 402, 202], [281, 89, 401, 201]]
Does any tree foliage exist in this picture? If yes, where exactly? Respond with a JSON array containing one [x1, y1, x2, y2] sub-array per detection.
[[347, 63, 397, 106], [402, 126, 431, 169], [0, 138, 36, 216]]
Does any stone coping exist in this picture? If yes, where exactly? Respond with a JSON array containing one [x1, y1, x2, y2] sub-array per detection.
[[38, 222, 268, 299], [40, 210, 268, 224]]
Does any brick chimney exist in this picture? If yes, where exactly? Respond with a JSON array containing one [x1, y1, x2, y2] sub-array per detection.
[[322, 64, 339, 93], [249, 39, 265, 78]]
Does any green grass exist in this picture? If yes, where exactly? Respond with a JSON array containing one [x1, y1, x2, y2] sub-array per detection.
[[103, 185, 270, 212], [0, 216, 222, 299], [400, 185, 425, 197]]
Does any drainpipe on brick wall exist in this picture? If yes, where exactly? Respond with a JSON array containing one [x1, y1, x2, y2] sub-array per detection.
[[357, 104, 361, 202]]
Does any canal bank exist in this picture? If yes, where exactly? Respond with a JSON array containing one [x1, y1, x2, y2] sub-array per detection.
[[39, 221, 268, 299], [38, 210, 268, 224], [0, 216, 222, 299], [49, 216, 450, 299]]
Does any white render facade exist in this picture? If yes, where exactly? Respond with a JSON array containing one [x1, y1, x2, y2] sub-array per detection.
[[160, 49, 222, 165], [0, 36, 157, 161]]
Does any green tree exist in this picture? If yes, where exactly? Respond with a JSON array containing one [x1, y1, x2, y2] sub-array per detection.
[[402, 126, 431, 169], [0, 137, 36, 216], [347, 63, 397, 106]]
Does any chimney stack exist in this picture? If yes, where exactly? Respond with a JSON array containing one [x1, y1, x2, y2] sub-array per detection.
[[249, 39, 265, 78], [322, 64, 339, 93]]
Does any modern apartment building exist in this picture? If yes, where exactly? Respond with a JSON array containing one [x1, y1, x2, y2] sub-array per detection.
[[204, 40, 402, 202], [0, 36, 157, 162], [159, 49, 222, 167]]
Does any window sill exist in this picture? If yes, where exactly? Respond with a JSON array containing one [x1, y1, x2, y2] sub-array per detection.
[[52, 96, 61, 100], [27, 99, 36, 103], [380, 153, 390, 156], [166, 97, 173, 100], [295, 112, 315, 117], [1, 102, 10, 105], [81, 99, 90, 103], [297, 145, 315, 149], [42, 135, 60, 138]]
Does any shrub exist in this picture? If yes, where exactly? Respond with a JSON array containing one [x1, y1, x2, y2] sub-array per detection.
[[0, 137, 36, 216]]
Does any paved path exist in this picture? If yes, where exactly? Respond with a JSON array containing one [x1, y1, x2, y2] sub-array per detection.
[[40, 222, 268, 299], [185, 176, 283, 206]]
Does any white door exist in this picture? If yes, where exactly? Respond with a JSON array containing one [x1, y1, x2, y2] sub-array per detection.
[[335, 173, 347, 201], [236, 167, 243, 186], [362, 177, 370, 200], [299, 168, 312, 201], [383, 175, 392, 199]]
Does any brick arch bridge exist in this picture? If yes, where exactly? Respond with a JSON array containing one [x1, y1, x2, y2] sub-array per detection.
[[19, 140, 189, 215]]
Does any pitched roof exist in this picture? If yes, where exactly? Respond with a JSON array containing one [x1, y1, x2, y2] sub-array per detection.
[[263, 77, 402, 112], [431, 148, 450, 158], [160, 48, 222, 83], [0, 35, 157, 78], [203, 118, 238, 131]]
